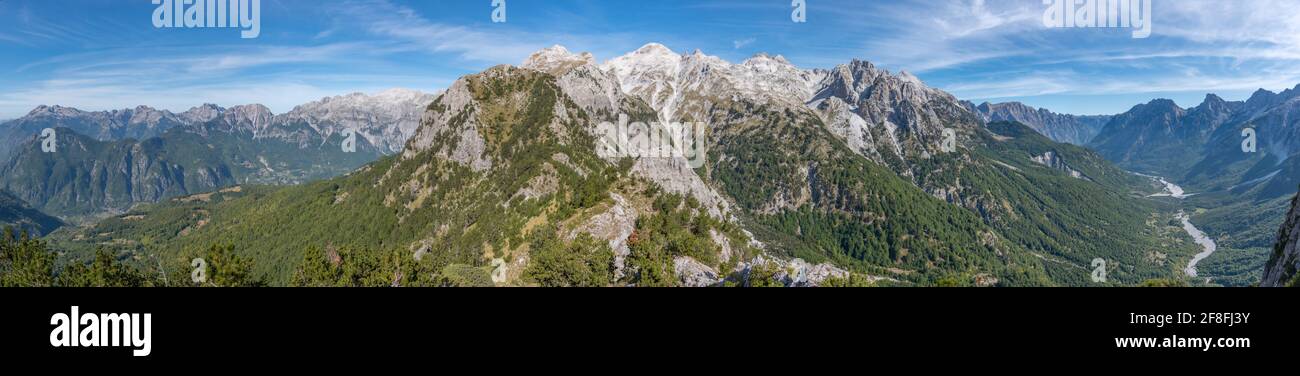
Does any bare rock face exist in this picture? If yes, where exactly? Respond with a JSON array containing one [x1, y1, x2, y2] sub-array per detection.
[[630, 157, 730, 217], [603, 44, 822, 123], [812, 96, 885, 163], [223, 104, 276, 134], [674, 256, 721, 287], [741, 255, 850, 287], [573, 193, 639, 279], [1030, 151, 1089, 181], [1262, 194, 1300, 287], [179, 103, 224, 124], [811, 59, 982, 177], [524, 45, 648, 126], [520, 45, 735, 218], [403, 77, 483, 169]]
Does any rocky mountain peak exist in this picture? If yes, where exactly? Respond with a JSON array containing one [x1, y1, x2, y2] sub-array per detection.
[[228, 104, 273, 117], [523, 45, 596, 75], [607, 43, 681, 69], [896, 70, 924, 86], [1246, 88, 1279, 108], [1121, 99, 1186, 121], [180, 103, 226, 124], [742, 52, 793, 67], [1200, 93, 1226, 107], [1145, 98, 1181, 109], [372, 88, 431, 103], [1188, 93, 1241, 121], [222, 104, 275, 132], [633, 42, 675, 56], [130, 105, 160, 113], [25, 105, 81, 117], [124, 105, 172, 125]]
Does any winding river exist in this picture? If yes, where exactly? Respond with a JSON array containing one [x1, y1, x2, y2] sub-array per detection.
[[1146, 177, 1217, 279]]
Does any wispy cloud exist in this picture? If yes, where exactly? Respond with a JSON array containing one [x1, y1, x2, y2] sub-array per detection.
[[332, 0, 643, 65], [6, 0, 1300, 116], [818, 0, 1300, 112], [733, 37, 756, 49]]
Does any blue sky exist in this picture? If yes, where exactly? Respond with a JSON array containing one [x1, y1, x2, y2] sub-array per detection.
[[3, 0, 1300, 118]]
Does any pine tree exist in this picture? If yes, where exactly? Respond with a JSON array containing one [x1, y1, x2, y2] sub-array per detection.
[[0, 228, 56, 287]]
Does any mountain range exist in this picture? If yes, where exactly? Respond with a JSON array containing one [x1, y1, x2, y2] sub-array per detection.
[[966, 101, 1111, 145], [39, 44, 1210, 287], [6, 42, 1297, 287], [0, 89, 435, 221]]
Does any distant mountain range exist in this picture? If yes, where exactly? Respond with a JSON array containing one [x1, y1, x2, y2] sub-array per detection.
[[0, 90, 435, 221], [1087, 95, 1239, 177], [965, 101, 1111, 145]]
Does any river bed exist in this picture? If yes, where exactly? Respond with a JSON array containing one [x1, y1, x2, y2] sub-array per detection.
[[1147, 176, 1217, 279]]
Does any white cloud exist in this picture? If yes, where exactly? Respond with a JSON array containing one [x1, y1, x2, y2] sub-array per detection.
[[830, 0, 1300, 107], [842, 0, 1043, 72]]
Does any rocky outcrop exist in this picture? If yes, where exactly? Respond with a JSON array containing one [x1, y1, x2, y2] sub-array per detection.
[[1262, 192, 1300, 287], [573, 193, 639, 280], [740, 255, 851, 287], [674, 256, 722, 287], [1030, 151, 1089, 181]]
